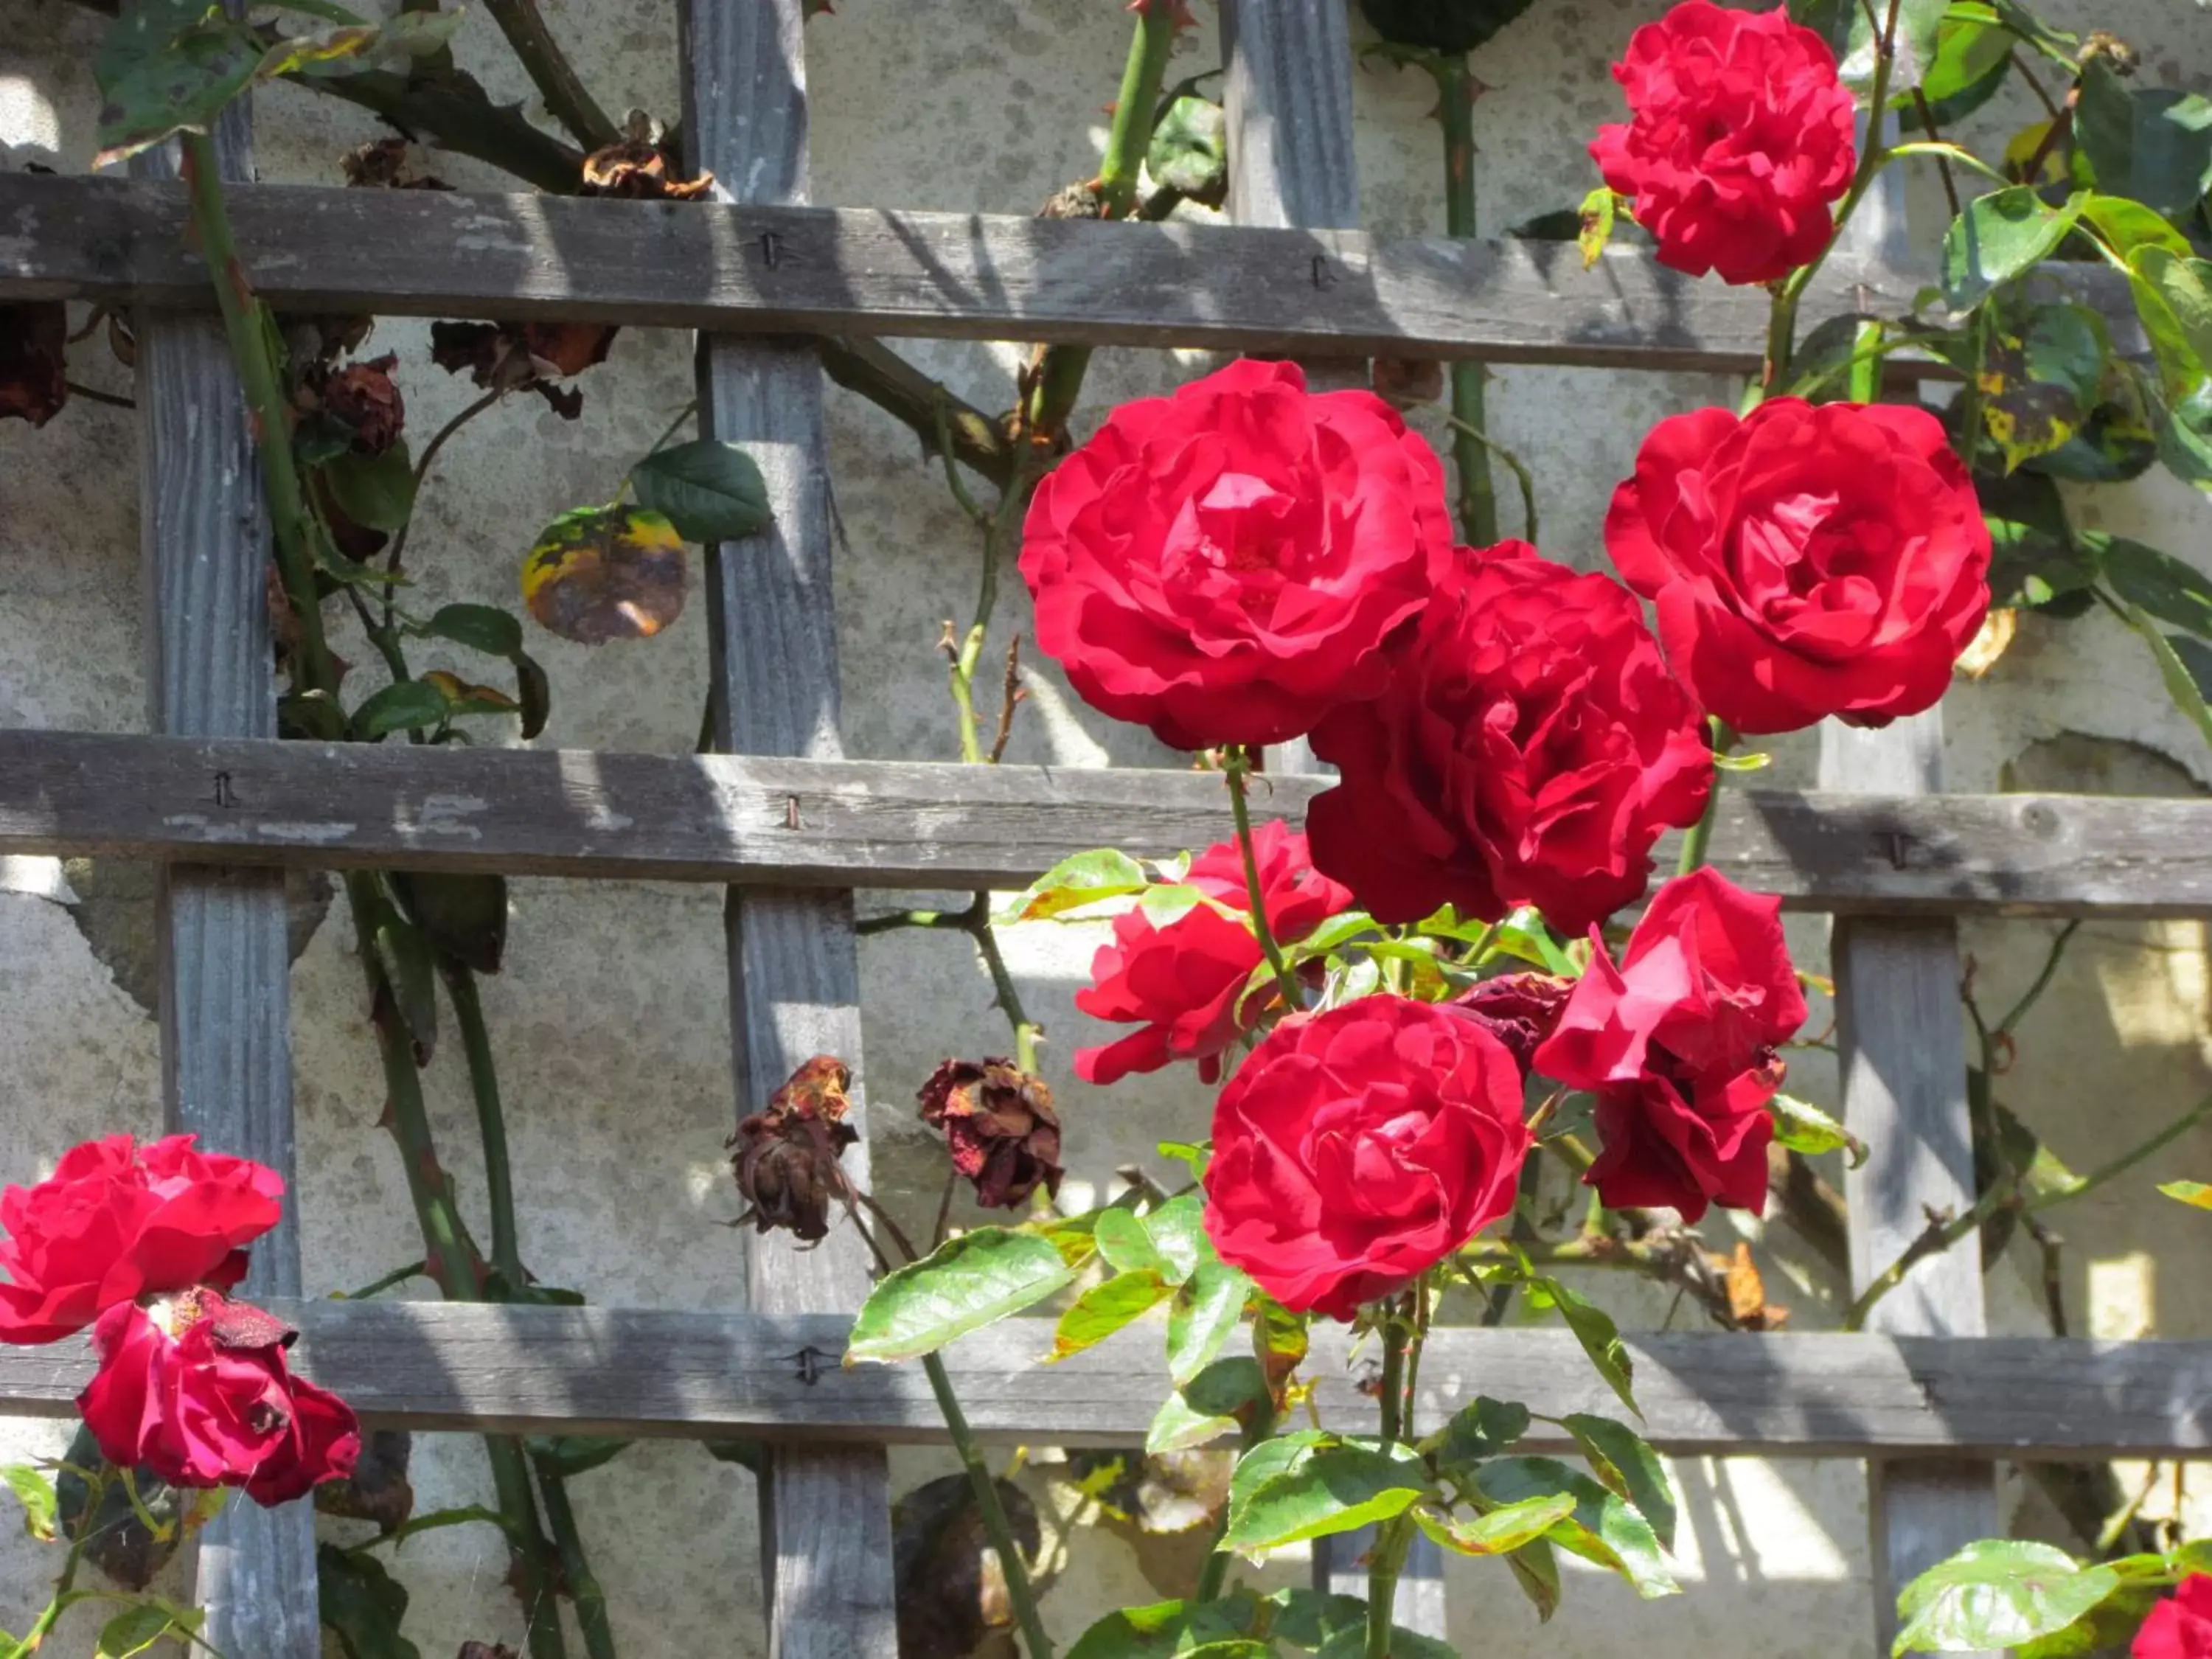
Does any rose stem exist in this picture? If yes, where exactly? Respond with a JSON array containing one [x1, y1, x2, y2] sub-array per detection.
[[1223, 747, 1304, 1010], [1192, 1318, 1286, 1604], [1426, 50, 1500, 547], [1761, 0, 1907, 397], [1365, 1304, 1418, 1659], [1673, 717, 1738, 877]]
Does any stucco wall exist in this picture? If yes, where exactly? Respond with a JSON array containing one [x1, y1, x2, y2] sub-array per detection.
[[4, 1, 2212, 1655]]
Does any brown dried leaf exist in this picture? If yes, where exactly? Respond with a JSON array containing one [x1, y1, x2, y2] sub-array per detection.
[[0, 302, 68, 426]]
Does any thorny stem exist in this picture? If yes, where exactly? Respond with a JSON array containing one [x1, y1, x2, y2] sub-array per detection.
[[1192, 1321, 1282, 1604], [1223, 748, 1303, 1011], [925, 1351, 1056, 1659], [481, 0, 621, 151], [1909, 89, 1962, 219], [853, 894, 1043, 1068], [384, 386, 506, 603], [1436, 411, 1537, 544], [342, 1259, 429, 1301], [1366, 1310, 1416, 1659], [532, 1450, 619, 1659], [1427, 52, 1499, 547], [1994, 921, 2081, 1041], [1952, 306, 1992, 468], [1674, 719, 1738, 876], [445, 963, 526, 1291]]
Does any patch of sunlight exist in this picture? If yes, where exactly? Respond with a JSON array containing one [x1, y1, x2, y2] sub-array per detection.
[[0, 75, 63, 155], [0, 856, 71, 902], [2094, 920, 2211, 1051], [1665, 1457, 1857, 1582], [2089, 1253, 2157, 1340]]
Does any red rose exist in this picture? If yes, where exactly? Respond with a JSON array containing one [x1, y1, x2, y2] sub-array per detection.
[[2137, 1575, 2212, 1659], [1590, 0, 1857, 285], [0, 1135, 284, 1345], [1074, 820, 1353, 1087], [1307, 546, 1711, 936], [1452, 973, 1574, 1075], [78, 1290, 360, 1508], [1019, 358, 1455, 749], [1605, 400, 1992, 735], [1203, 996, 1531, 1320], [1533, 869, 1807, 1221]]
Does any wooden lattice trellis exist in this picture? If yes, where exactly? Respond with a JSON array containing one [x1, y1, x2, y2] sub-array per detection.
[[2, 4, 2209, 1655]]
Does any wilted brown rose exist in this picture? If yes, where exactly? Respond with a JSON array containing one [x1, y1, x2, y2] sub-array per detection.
[[321, 353, 406, 456], [428, 321, 616, 420], [581, 121, 714, 201], [917, 1059, 1063, 1211], [0, 302, 68, 427], [728, 1056, 858, 1243], [342, 137, 452, 192], [1450, 973, 1573, 1076]]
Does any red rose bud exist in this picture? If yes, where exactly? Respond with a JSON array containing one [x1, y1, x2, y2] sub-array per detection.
[[2135, 1573, 2212, 1659], [917, 1060, 1064, 1211], [1606, 399, 1992, 735], [728, 1056, 859, 1244], [1308, 546, 1711, 935], [1074, 820, 1352, 1087], [77, 1290, 360, 1508], [1203, 997, 1530, 1321], [1020, 358, 1456, 750], [1590, 0, 1857, 286], [1452, 973, 1574, 1074], [322, 353, 406, 456], [1534, 869, 1808, 1222], [0, 1134, 283, 1346]]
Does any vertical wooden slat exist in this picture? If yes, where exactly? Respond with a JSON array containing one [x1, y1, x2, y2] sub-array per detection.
[[1221, 2, 1443, 1632], [679, 4, 897, 1656], [1823, 713, 1995, 1654], [131, 73, 319, 1658]]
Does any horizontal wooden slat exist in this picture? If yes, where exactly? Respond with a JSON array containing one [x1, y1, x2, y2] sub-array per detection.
[[0, 1302, 2202, 1458], [0, 173, 2138, 372], [2, 728, 2210, 917]]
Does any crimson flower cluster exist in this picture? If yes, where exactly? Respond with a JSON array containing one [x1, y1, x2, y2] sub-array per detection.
[[0, 1134, 358, 1506]]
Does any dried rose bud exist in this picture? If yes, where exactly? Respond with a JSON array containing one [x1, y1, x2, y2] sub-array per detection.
[[917, 1059, 1063, 1211], [428, 320, 616, 420], [728, 1055, 858, 1243], [0, 302, 68, 427], [323, 353, 406, 456], [1450, 973, 1573, 1075], [342, 137, 451, 192]]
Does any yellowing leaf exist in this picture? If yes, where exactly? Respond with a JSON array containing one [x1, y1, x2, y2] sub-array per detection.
[[2159, 1179, 2212, 1208], [522, 507, 688, 644]]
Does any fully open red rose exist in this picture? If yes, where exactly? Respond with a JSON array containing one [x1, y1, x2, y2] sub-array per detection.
[[1605, 400, 1992, 735], [2137, 1574, 2212, 1659], [1590, 0, 1857, 285], [1534, 869, 1806, 1220], [1074, 820, 1352, 1086], [1019, 358, 1455, 749], [79, 1290, 360, 1507], [1307, 545, 1711, 936], [1203, 996, 1530, 1320], [0, 1135, 284, 1345]]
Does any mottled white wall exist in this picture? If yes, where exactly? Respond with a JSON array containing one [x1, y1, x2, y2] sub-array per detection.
[[2, 1, 2212, 1655]]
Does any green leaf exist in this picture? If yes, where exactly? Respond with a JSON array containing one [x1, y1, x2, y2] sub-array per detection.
[[1526, 1276, 1638, 1417], [2128, 247, 2212, 400], [94, 1603, 185, 1659], [1166, 1259, 1250, 1385], [372, 912, 439, 1060], [1919, 10, 2012, 125], [420, 602, 524, 659], [1558, 1413, 1677, 1550], [94, 0, 263, 167], [1358, 0, 1539, 55], [1140, 1194, 1206, 1286], [1413, 1492, 1577, 1557], [1768, 1091, 1868, 1167], [0, 1467, 55, 1543], [1147, 1357, 1265, 1453], [2093, 532, 2212, 636], [1430, 1395, 1531, 1475], [255, 22, 380, 79], [1577, 185, 1615, 270], [2073, 58, 2212, 218], [847, 1228, 1074, 1363], [392, 872, 507, 975], [513, 651, 551, 740], [995, 849, 1152, 925], [631, 440, 774, 544], [1941, 187, 2084, 310], [1051, 1270, 1172, 1362], [321, 442, 418, 533], [1253, 1293, 1308, 1402], [1473, 1457, 1679, 1599], [524, 1435, 628, 1478], [1892, 1539, 2119, 1655], [2158, 379, 2212, 491], [2160, 1178, 2212, 1208], [1063, 1597, 1256, 1659], [1981, 468, 2098, 611], [319, 1541, 421, 1659], [1980, 302, 2111, 473], [1222, 1440, 1430, 1559], [1840, 0, 1947, 96], [2123, 602, 2212, 748], [1093, 1207, 1168, 1278], [2081, 192, 2194, 259], [351, 679, 450, 741], [1505, 1534, 1562, 1622], [1489, 907, 1577, 975], [1147, 94, 1228, 208]]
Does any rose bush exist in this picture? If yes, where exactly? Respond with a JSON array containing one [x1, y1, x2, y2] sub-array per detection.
[[2136, 1575, 2212, 1659], [1019, 358, 1455, 750], [0, 1133, 284, 1344], [1534, 868, 1807, 1220], [79, 1290, 360, 1507], [1074, 819, 1352, 1085], [1605, 399, 1992, 734], [1306, 545, 1711, 933], [1590, 0, 1857, 285], [1202, 995, 1531, 1320]]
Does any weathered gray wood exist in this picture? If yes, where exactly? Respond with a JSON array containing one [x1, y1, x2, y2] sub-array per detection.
[[680, 3, 896, 1655], [131, 76, 318, 1659], [1823, 710, 1996, 1652], [10, 728, 2212, 917], [0, 173, 2141, 372], [2, 1307, 2207, 1456]]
